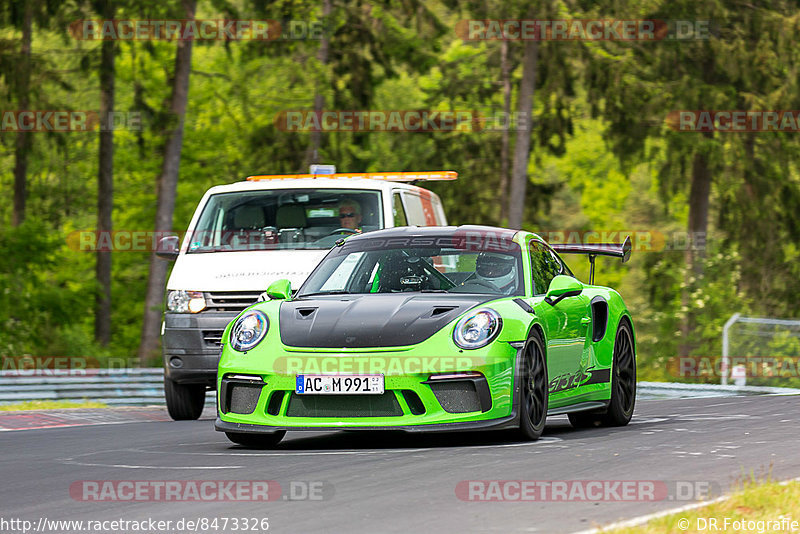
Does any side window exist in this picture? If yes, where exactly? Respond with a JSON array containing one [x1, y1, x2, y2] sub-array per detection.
[[529, 241, 563, 294], [529, 241, 549, 295], [392, 192, 408, 227]]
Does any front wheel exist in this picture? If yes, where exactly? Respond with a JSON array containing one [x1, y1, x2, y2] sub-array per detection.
[[225, 431, 286, 449], [164, 377, 206, 421], [568, 320, 636, 428], [517, 329, 548, 440]]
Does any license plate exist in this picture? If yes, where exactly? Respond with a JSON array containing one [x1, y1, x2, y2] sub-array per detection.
[[295, 374, 384, 395]]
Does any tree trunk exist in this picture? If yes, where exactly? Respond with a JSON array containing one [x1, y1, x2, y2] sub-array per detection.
[[498, 39, 511, 225], [12, 2, 32, 227], [137, 0, 197, 364], [302, 0, 331, 169], [679, 132, 713, 357], [507, 37, 538, 230], [95, 0, 115, 346]]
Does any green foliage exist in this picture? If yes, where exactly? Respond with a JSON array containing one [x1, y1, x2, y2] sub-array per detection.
[[1, 0, 799, 383]]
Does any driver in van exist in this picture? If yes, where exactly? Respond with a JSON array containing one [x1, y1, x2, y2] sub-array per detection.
[[338, 198, 363, 232]]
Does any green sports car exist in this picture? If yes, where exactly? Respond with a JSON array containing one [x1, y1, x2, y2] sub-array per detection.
[[215, 225, 636, 447]]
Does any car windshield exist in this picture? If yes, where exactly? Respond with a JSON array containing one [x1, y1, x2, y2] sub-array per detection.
[[297, 233, 523, 297], [187, 188, 383, 252]]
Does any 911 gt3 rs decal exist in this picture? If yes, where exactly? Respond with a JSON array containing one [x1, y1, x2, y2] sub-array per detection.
[[548, 367, 611, 393]]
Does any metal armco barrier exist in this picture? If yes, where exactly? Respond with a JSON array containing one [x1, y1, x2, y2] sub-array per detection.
[[1, 370, 798, 406], [0, 368, 215, 406]]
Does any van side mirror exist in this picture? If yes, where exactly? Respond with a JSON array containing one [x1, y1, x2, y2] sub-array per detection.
[[266, 279, 292, 300], [156, 235, 179, 260], [545, 275, 582, 306]]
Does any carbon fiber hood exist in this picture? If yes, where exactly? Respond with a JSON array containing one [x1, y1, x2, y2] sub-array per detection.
[[279, 294, 493, 348]]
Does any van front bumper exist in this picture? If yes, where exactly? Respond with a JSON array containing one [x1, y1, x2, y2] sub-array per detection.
[[162, 312, 237, 386]]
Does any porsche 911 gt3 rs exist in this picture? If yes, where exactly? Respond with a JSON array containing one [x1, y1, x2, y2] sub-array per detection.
[[215, 225, 636, 447]]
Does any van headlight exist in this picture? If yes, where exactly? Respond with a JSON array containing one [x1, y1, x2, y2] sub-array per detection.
[[230, 310, 269, 352], [453, 309, 502, 349], [167, 290, 206, 313]]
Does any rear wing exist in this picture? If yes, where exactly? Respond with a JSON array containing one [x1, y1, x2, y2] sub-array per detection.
[[550, 235, 631, 285]]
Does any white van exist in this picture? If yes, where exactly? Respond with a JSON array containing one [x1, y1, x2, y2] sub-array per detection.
[[156, 169, 451, 419]]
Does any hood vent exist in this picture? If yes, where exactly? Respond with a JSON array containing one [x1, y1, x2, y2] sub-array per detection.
[[296, 307, 318, 319], [430, 306, 457, 318]]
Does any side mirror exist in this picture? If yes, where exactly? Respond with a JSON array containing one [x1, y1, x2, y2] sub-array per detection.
[[266, 279, 292, 300], [545, 275, 582, 306], [156, 235, 179, 260]]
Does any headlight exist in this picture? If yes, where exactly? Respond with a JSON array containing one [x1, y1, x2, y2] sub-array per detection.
[[230, 310, 269, 352], [453, 309, 502, 350], [167, 290, 206, 313]]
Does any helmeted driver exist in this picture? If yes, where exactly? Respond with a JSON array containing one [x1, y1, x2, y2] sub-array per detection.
[[475, 253, 518, 294]]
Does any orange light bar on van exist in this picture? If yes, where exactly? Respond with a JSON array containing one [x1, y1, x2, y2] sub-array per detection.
[[246, 171, 458, 182]]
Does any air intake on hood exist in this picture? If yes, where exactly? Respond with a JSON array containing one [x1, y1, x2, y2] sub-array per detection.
[[430, 306, 457, 317]]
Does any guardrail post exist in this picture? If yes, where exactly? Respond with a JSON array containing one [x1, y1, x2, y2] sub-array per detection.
[[721, 313, 741, 386]]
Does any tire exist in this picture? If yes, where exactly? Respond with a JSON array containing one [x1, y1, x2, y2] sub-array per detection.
[[568, 320, 636, 428], [164, 376, 206, 421], [517, 328, 548, 441], [225, 431, 286, 449]]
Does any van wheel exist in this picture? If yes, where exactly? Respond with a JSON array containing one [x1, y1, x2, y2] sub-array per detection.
[[164, 377, 206, 420]]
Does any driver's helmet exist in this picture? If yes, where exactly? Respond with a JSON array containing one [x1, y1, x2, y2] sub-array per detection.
[[475, 253, 517, 290]]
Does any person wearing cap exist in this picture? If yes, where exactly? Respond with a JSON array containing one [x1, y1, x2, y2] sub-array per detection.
[[338, 198, 363, 232]]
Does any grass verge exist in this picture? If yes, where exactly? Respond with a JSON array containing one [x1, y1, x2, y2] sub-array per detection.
[[0, 400, 107, 411], [607, 479, 800, 533]]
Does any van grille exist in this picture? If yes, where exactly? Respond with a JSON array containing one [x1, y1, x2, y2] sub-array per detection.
[[202, 330, 224, 347], [205, 291, 264, 312]]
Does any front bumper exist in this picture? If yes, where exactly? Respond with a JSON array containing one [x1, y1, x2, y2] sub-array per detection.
[[215, 412, 520, 434], [162, 311, 237, 385], [216, 343, 522, 431]]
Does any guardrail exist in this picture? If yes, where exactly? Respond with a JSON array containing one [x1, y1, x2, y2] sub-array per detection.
[[0, 369, 214, 406], [3, 370, 800, 407]]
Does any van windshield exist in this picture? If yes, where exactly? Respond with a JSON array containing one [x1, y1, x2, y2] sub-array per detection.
[[187, 189, 383, 252]]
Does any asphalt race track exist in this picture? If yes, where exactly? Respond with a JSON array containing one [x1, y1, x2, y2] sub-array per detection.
[[0, 395, 798, 533]]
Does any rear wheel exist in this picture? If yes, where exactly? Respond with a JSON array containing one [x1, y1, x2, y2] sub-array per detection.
[[568, 320, 636, 428], [225, 431, 286, 449], [164, 377, 206, 421], [517, 329, 548, 441]]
